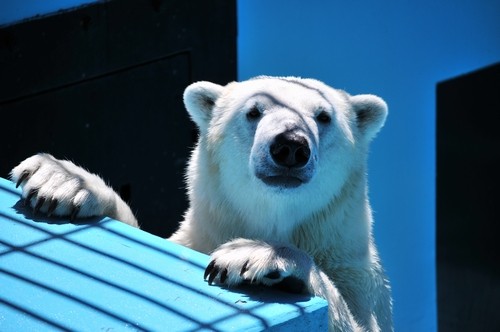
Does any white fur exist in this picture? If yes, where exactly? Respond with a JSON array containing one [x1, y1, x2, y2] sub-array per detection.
[[11, 76, 392, 331], [171, 76, 392, 331]]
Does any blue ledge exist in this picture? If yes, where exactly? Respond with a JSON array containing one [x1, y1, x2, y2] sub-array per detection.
[[0, 177, 328, 331]]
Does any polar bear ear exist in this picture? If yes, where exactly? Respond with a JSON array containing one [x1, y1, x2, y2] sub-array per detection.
[[350, 94, 388, 142], [183, 81, 224, 131]]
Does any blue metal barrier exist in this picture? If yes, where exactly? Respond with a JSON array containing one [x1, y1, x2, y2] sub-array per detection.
[[0, 177, 327, 331]]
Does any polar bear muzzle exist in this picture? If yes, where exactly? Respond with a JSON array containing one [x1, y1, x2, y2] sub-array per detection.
[[270, 131, 310, 168], [256, 130, 315, 189]]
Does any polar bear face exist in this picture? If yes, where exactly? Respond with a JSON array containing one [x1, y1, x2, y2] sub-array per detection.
[[183, 76, 387, 237]]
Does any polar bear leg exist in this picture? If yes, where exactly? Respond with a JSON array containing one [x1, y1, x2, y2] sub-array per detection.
[[204, 238, 362, 331]]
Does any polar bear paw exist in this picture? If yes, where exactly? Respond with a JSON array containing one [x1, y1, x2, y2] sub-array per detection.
[[204, 238, 313, 294], [10, 153, 115, 220]]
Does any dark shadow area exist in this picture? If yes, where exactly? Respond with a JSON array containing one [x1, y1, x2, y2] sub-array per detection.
[[437, 62, 500, 332], [12, 199, 105, 226], [0, 0, 237, 238], [224, 283, 312, 306]]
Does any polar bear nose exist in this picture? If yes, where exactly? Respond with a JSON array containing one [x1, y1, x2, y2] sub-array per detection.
[[270, 132, 311, 168]]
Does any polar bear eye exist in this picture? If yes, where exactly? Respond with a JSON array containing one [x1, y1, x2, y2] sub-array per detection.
[[246, 106, 262, 120], [316, 110, 331, 124]]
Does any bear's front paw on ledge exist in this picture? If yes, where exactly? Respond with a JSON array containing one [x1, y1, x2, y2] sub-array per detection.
[[204, 238, 311, 294], [11, 153, 115, 220]]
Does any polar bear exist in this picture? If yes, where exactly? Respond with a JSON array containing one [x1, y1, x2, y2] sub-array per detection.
[[11, 76, 392, 331]]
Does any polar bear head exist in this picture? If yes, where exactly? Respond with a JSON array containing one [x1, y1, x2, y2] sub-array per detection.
[[183, 76, 387, 238]]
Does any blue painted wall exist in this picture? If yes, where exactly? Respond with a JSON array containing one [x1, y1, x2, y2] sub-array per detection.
[[0, 0, 97, 26], [238, 0, 500, 330]]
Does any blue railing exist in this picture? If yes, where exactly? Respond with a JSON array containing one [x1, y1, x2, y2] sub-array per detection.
[[0, 177, 327, 331]]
